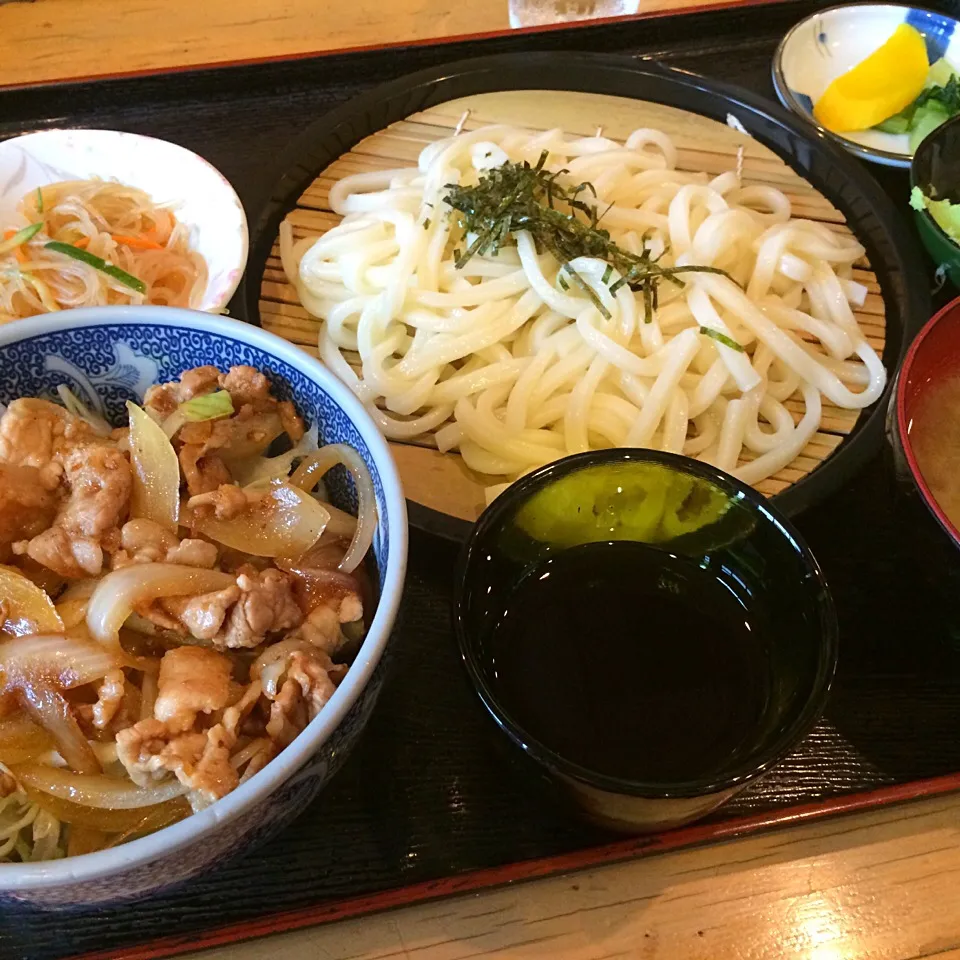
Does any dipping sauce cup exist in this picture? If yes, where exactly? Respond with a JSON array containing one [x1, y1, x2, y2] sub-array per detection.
[[454, 449, 838, 833]]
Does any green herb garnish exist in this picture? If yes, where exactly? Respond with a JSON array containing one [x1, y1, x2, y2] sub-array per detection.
[[601, 263, 613, 284], [179, 390, 235, 422], [423, 218, 431, 230], [874, 61, 960, 149], [699, 326, 745, 353], [915, 74, 960, 113], [0, 222, 43, 256], [35, 188, 44, 214], [44, 241, 146, 293], [443, 152, 730, 321]]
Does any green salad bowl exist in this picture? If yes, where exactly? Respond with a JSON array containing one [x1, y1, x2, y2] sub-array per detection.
[[911, 112, 960, 289]]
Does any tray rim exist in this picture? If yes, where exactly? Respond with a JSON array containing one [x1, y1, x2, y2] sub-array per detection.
[[244, 50, 930, 540], [0, 20, 948, 960], [63, 770, 960, 960]]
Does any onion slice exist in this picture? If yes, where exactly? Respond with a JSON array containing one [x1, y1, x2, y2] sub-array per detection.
[[55, 579, 98, 630], [277, 559, 360, 615], [252, 637, 320, 678], [234, 423, 319, 487], [324, 504, 358, 540], [0, 715, 54, 765], [86, 564, 235, 645], [12, 763, 187, 809], [127, 400, 181, 533], [18, 684, 101, 775], [252, 638, 326, 697], [57, 385, 113, 437], [194, 482, 328, 558], [21, 786, 189, 832], [105, 798, 191, 847], [288, 445, 377, 573], [0, 632, 122, 690], [67, 826, 109, 857], [0, 565, 63, 637]]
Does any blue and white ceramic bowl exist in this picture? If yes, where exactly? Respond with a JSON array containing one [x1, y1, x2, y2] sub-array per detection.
[[0, 306, 407, 908], [773, 4, 960, 167]]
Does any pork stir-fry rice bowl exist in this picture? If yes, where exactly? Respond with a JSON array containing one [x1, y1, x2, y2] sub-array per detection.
[[0, 307, 406, 907]]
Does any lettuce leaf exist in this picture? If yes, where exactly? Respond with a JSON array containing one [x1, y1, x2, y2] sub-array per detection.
[[911, 185, 960, 242]]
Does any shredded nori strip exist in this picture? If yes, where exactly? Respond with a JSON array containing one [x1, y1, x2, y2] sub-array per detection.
[[444, 152, 731, 321], [699, 325, 745, 352]]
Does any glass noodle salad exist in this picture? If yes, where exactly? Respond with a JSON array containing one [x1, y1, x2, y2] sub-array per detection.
[[0, 365, 376, 861], [0, 180, 208, 322]]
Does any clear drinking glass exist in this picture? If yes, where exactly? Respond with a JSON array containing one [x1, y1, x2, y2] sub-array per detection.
[[509, 0, 641, 28]]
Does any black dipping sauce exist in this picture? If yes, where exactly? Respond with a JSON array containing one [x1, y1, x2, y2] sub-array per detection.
[[487, 540, 772, 784]]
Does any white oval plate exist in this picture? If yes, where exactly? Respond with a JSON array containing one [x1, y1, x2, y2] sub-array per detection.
[[0, 129, 248, 311], [773, 3, 960, 168]]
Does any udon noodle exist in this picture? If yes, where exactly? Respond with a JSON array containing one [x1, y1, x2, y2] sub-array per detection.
[[282, 122, 886, 498], [0, 180, 207, 321]]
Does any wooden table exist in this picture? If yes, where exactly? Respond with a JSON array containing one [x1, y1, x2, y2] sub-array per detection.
[[176, 793, 960, 960], [5, 1, 960, 958], [0, 0, 748, 89]]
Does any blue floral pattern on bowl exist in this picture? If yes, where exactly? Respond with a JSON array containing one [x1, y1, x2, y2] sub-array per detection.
[[773, 4, 960, 168], [0, 307, 407, 909]]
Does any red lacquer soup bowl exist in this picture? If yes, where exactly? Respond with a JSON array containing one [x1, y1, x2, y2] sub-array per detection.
[[893, 295, 960, 546]]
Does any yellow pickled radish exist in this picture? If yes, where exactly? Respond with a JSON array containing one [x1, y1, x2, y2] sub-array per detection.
[[813, 24, 929, 133]]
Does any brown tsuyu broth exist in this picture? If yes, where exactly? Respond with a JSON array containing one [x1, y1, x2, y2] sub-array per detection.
[[486, 540, 774, 784], [909, 374, 960, 531]]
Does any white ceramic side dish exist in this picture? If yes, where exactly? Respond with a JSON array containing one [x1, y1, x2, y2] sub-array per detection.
[[0, 129, 248, 311], [773, 3, 960, 167]]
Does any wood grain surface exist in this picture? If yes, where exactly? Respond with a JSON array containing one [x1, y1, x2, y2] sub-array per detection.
[[1, 7, 957, 960], [0, 0, 753, 90], [176, 792, 960, 960], [260, 89, 885, 522]]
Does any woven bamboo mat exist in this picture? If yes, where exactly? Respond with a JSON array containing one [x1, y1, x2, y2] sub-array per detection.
[[258, 91, 886, 524]]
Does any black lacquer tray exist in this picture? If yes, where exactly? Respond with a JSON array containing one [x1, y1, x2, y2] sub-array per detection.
[[4, 3, 960, 958]]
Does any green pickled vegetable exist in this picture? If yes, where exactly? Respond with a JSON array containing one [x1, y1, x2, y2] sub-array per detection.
[[916, 71, 960, 112], [44, 241, 146, 294], [927, 57, 957, 89], [875, 113, 912, 134], [871, 58, 960, 144], [179, 390, 235, 422], [909, 102, 951, 152]]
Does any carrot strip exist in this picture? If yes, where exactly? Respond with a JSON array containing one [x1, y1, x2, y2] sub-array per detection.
[[4, 228, 31, 263], [73, 237, 90, 250], [112, 234, 163, 251]]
